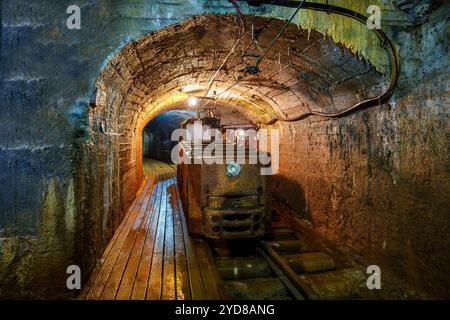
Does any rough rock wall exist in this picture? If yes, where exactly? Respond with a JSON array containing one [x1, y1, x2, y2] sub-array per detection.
[[273, 6, 450, 297], [0, 0, 269, 299]]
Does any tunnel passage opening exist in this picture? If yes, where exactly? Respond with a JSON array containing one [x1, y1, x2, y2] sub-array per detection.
[[142, 109, 196, 164], [78, 13, 387, 279], [141, 106, 258, 165]]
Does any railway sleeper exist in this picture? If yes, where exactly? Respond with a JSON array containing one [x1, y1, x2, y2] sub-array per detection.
[[298, 268, 367, 299], [266, 239, 313, 254], [222, 278, 292, 300], [283, 252, 336, 273], [216, 256, 272, 280]]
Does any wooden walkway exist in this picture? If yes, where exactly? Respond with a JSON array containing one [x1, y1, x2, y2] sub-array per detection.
[[80, 159, 222, 300]]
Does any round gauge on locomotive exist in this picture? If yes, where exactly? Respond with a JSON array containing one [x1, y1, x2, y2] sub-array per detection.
[[225, 161, 241, 177]]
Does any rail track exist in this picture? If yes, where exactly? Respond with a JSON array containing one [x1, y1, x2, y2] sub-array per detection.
[[157, 160, 369, 300], [206, 210, 368, 300]]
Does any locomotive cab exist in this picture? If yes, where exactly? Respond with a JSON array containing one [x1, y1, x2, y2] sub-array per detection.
[[177, 111, 271, 239]]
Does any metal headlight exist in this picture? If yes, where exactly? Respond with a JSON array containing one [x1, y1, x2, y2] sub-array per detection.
[[225, 161, 241, 177]]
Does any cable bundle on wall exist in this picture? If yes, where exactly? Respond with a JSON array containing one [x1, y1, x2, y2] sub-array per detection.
[[204, 0, 400, 125]]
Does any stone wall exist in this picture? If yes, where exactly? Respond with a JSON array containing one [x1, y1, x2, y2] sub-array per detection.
[[0, 0, 274, 299]]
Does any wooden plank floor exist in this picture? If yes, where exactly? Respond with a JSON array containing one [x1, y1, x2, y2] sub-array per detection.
[[80, 159, 222, 300]]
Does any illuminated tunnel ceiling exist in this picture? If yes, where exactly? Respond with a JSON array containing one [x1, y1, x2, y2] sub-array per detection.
[[95, 14, 386, 135]]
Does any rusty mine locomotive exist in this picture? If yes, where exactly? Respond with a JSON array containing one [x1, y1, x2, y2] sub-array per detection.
[[177, 112, 271, 239]]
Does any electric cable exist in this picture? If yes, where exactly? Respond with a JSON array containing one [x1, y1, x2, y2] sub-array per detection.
[[214, 1, 400, 125], [256, 0, 306, 67], [203, 0, 246, 98], [231, 1, 400, 124]]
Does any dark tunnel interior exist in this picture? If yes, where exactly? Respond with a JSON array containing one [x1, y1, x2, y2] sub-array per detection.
[[142, 110, 196, 162]]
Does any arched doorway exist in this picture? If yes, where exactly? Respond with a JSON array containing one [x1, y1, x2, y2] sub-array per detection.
[[78, 13, 385, 280]]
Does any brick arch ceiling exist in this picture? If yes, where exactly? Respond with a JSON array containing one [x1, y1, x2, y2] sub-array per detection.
[[95, 14, 385, 136], [91, 13, 388, 206]]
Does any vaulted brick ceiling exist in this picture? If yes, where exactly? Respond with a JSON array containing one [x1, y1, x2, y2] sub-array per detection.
[[95, 14, 386, 136]]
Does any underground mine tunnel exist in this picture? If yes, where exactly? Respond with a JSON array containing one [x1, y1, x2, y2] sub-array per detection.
[[0, 0, 449, 302]]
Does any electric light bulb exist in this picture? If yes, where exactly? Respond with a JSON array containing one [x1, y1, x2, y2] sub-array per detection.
[[188, 96, 198, 107]]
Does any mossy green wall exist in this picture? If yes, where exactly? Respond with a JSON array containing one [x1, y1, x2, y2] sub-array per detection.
[[267, 0, 389, 73]]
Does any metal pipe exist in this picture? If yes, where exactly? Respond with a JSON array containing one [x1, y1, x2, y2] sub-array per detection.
[[256, 0, 306, 67]]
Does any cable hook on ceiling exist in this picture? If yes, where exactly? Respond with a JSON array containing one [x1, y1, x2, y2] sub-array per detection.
[[202, 0, 246, 99], [233, 0, 400, 125]]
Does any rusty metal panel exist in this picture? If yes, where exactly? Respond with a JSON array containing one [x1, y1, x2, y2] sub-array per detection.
[[178, 158, 270, 239]]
